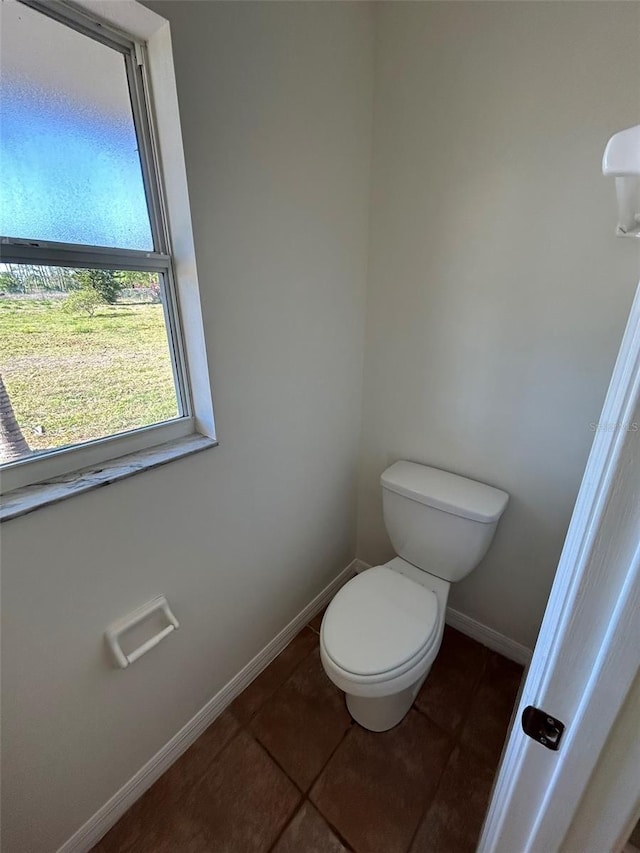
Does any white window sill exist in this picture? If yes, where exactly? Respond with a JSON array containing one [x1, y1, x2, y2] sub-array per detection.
[[0, 434, 216, 522]]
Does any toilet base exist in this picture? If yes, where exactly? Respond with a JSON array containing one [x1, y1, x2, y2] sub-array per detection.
[[344, 668, 431, 732]]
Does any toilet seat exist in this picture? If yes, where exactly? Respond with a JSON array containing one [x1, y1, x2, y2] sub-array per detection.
[[321, 566, 439, 680]]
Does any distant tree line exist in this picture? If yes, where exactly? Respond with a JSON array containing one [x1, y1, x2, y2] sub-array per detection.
[[0, 264, 79, 293], [0, 265, 159, 303]]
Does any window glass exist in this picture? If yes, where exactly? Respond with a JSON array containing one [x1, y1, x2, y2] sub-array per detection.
[[0, 264, 179, 464], [0, 1, 153, 250]]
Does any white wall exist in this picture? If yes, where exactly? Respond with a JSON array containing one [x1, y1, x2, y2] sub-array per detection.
[[0, 4, 374, 850], [357, 2, 640, 650]]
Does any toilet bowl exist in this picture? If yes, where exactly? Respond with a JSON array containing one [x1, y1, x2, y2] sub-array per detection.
[[320, 461, 509, 731], [320, 559, 451, 731]]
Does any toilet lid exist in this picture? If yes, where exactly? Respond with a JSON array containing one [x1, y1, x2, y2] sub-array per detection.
[[322, 566, 439, 677]]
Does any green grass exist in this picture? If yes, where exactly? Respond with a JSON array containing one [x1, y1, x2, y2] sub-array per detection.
[[0, 297, 179, 453]]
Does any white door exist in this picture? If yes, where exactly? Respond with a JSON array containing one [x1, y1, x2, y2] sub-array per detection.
[[479, 130, 640, 853]]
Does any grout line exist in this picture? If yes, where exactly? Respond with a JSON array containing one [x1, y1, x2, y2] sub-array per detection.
[[265, 797, 306, 853], [248, 629, 319, 728], [244, 624, 360, 848], [404, 722, 458, 853], [233, 625, 319, 726], [98, 724, 249, 850], [456, 647, 524, 772], [406, 642, 514, 852], [239, 731, 305, 832], [238, 625, 337, 794], [306, 719, 355, 795], [316, 800, 358, 852], [171, 713, 243, 800], [177, 723, 246, 800], [247, 727, 308, 795], [240, 625, 358, 850], [266, 797, 357, 853], [410, 702, 457, 741], [404, 647, 492, 852], [246, 646, 354, 797]]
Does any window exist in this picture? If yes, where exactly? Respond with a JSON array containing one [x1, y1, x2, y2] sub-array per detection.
[[0, 0, 214, 502]]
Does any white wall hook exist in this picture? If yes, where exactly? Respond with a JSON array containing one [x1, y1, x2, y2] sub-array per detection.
[[105, 595, 179, 669]]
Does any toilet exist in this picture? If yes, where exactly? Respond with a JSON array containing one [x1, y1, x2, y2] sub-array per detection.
[[320, 460, 509, 732]]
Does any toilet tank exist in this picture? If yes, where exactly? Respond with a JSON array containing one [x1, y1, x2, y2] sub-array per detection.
[[381, 461, 509, 583]]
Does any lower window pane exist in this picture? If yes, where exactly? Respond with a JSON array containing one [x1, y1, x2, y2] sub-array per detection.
[[0, 264, 180, 465]]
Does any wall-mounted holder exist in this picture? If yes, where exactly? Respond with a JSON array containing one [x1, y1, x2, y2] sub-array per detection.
[[602, 124, 640, 238], [105, 595, 179, 669]]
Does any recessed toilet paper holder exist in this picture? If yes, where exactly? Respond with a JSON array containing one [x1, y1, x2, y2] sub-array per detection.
[[105, 595, 179, 669]]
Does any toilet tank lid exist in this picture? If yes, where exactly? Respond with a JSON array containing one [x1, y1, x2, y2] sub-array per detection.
[[381, 461, 509, 523]]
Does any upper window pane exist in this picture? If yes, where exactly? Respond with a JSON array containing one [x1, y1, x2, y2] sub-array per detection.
[[0, 1, 153, 250]]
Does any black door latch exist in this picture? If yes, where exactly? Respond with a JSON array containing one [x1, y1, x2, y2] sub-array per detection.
[[522, 706, 565, 750]]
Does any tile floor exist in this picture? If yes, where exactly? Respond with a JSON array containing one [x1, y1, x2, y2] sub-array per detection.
[[94, 613, 523, 853]]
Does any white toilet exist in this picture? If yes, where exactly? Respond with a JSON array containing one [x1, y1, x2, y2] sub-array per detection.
[[320, 460, 509, 732]]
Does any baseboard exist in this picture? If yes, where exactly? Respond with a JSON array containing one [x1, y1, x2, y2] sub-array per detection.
[[58, 560, 357, 853], [444, 607, 532, 666], [355, 559, 532, 666]]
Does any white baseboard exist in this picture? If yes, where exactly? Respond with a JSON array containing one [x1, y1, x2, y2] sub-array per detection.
[[355, 559, 532, 666], [58, 560, 357, 853], [444, 607, 532, 667]]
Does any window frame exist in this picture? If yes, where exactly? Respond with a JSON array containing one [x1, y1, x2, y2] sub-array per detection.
[[0, 0, 215, 500]]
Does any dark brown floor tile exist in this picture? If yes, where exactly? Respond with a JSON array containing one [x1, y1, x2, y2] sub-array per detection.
[[231, 627, 318, 724], [158, 710, 240, 802], [415, 626, 488, 734], [310, 709, 451, 853], [186, 729, 300, 851], [91, 792, 159, 853], [272, 801, 348, 853], [308, 606, 327, 633], [91, 782, 208, 853], [629, 818, 640, 847], [459, 652, 523, 766], [410, 747, 495, 853], [94, 817, 209, 853], [251, 648, 351, 790], [92, 712, 239, 853]]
